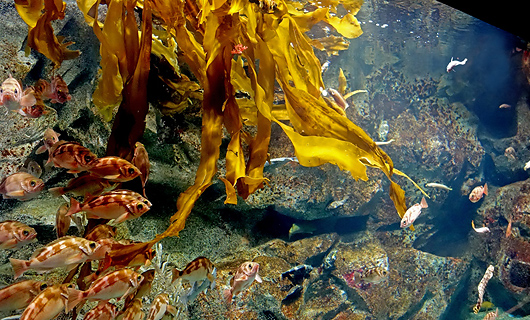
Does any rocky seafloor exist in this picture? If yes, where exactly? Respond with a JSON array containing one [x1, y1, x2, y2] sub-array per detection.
[[1, 0, 530, 319]]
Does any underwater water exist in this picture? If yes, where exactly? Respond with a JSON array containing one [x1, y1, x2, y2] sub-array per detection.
[[0, 0, 529, 319]]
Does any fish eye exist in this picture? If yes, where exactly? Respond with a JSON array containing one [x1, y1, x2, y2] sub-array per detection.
[[84, 155, 93, 162], [136, 203, 144, 210], [30, 180, 36, 187], [40, 283, 48, 290], [137, 275, 143, 282], [89, 242, 96, 249], [23, 230, 29, 236], [128, 167, 135, 175], [14, 89, 18, 94]]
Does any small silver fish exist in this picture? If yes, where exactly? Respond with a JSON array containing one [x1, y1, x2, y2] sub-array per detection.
[[425, 182, 452, 191]]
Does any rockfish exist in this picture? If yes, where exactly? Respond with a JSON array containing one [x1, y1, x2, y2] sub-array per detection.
[[0, 171, 44, 201], [446, 57, 468, 72], [17, 104, 50, 118], [55, 203, 71, 238], [223, 261, 262, 304], [82, 301, 118, 320], [172, 256, 216, 289], [46, 140, 99, 173], [400, 197, 428, 229], [0, 74, 36, 113], [146, 293, 178, 320], [10, 236, 104, 279], [132, 142, 150, 197], [36, 128, 61, 154], [0, 279, 47, 312], [88, 156, 142, 182], [0, 220, 37, 249], [34, 75, 71, 104], [120, 298, 145, 320], [469, 183, 487, 203], [84, 224, 117, 241], [48, 174, 116, 198], [66, 268, 144, 312], [20, 283, 73, 320], [66, 189, 151, 223]]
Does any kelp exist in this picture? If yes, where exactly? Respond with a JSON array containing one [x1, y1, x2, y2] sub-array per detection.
[[15, 0, 80, 67], [13, 0, 420, 244], [150, 0, 422, 241], [104, 0, 153, 158]]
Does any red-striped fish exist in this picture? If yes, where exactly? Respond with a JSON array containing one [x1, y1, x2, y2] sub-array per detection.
[[223, 262, 262, 304], [0, 279, 47, 312], [0, 220, 37, 249], [171, 257, 216, 288], [48, 174, 116, 198], [120, 298, 144, 320], [55, 203, 71, 238], [147, 293, 177, 320], [0, 172, 44, 201], [132, 142, 150, 197], [82, 301, 118, 320], [36, 128, 61, 155], [88, 156, 141, 182], [66, 268, 144, 312], [0, 74, 36, 113], [10, 236, 103, 279], [46, 141, 99, 173], [20, 283, 73, 320], [66, 190, 151, 223]]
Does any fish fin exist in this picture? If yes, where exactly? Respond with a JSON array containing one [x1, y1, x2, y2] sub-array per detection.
[[103, 174, 121, 180], [9, 258, 28, 279], [167, 305, 178, 316], [207, 273, 216, 289], [66, 288, 84, 313], [6, 190, 25, 198], [113, 212, 131, 224], [171, 268, 181, 283], [48, 187, 65, 197], [408, 224, 415, 231], [65, 197, 82, 216], [420, 197, 428, 209], [255, 273, 263, 283], [483, 183, 488, 196], [0, 239, 18, 249], [36, 145, 47, 154], [67, 169, 82, 174], [20, 94, 36, 107], [223, 289, 233, 304]]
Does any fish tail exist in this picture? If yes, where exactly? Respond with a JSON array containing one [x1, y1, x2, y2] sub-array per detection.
[[65, 197, 81, 216], [483, 183, 488, 196], [35, 145, 47, 154], [171, 268, 182, 283], [66, 288, 85, 313], [420, 197, 428, 209], [223, 289, 233, 304], [48, 186, 65, 197], [9, 258, 29, 279]]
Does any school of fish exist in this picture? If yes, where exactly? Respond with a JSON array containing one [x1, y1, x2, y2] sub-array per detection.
[[0, 58, 512, 319]]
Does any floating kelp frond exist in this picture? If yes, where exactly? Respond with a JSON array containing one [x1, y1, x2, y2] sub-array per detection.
[[15, 0, 80, 67], [105, 0, 152, 159]]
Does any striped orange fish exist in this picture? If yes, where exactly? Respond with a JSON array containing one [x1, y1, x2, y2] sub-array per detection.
[[120, 298, 144, 320], [146, 293, 178, 320], [10, 236, 104, 279], [82, 301, 118, 320], [0, 279, 47, 312], [0, 220, 37, 249], [46, 141, 98, 173], [20, 283, 73, 320], [88, 156, 141, 182], [66, 268, 144, 312], [66, 189, 151, 223]]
